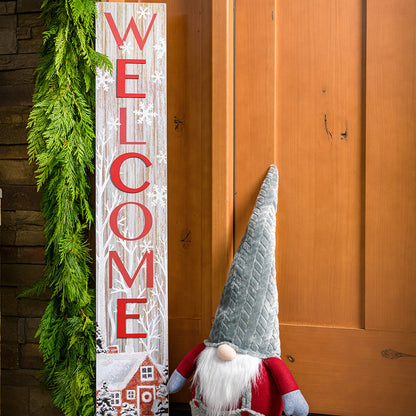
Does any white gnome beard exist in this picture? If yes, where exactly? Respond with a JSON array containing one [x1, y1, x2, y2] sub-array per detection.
[[193, 346, 262, 416]]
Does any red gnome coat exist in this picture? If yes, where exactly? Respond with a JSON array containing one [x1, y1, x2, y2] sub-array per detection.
[[175, 343, 301, 416], [167, 166, 309, 416]]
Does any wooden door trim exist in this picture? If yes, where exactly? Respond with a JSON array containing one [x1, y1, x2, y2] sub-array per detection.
[[211, 0, 235, 316]]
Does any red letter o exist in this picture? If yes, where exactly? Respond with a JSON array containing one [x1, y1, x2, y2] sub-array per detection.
[[109, 202, 153, 241]]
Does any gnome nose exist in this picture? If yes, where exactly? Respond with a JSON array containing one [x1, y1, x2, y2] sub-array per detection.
[[217, 344, 237, 361]]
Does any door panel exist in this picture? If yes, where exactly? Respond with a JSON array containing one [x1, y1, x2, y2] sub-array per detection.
[[273, 0, 364, 328], [235, 0, 365, 328], [280, 325, 416, 415], [233, 1, 416, 414]]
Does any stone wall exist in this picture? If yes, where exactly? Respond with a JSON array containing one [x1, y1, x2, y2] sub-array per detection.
[[0, 0, 60, 414]]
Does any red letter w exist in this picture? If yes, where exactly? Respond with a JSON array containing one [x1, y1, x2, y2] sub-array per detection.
[[104, 12, 157, 50], [109, 250, 154, 289]]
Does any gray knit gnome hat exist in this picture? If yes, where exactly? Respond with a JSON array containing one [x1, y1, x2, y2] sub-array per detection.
[[205, 165, 280, 359]]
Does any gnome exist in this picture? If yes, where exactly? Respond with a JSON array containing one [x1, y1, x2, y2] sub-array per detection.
[[167, 165, 309, 416]]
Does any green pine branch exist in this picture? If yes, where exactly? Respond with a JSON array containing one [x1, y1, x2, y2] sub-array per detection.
[[26, 0, 111, 414]]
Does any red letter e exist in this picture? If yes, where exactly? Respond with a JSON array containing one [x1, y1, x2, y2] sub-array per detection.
[[117, 298, 147, 338]]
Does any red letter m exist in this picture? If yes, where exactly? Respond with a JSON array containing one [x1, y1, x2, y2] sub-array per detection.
[[109, 251, 154, 289], [104, 12, 157, 50]]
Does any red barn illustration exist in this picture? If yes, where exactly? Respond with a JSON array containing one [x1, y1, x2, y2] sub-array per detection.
[[97, 353, 167, 416]]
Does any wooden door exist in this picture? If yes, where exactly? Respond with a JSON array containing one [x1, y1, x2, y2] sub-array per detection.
[[223, 1, 416, 415]]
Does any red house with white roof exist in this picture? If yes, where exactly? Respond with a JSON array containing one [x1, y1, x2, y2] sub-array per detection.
[[97, 353, 166, 416]]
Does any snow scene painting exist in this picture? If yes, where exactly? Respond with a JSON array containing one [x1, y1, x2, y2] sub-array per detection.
[[96, 4, 167, 415], [96, 353, 168, 416]]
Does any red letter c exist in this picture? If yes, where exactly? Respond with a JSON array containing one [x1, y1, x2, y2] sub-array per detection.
[[110, 152, 151, 193]]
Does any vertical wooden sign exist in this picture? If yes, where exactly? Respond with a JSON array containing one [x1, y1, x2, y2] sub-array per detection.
[[95, 4, 167, 416]]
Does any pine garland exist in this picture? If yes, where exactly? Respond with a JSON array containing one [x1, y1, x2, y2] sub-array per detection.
[[25, 0, 110, 414]]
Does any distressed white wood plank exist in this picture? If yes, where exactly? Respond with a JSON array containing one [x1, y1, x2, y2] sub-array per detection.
[[96, 4, 167, 416]]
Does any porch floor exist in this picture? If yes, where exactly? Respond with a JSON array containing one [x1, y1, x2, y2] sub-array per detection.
[[169, 402, 336, 416]]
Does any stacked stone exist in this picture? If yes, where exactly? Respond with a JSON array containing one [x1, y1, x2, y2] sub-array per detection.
[[0, 1, 60, 414]]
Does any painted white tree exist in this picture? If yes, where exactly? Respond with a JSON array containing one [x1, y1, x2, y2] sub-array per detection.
[[97, 382, 117, 416], [152, 372, 169, 416], [121, 403, 139, 416], [96, 4, 167, 416]]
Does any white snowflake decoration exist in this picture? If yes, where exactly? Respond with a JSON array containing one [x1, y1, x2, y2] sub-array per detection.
[[156, 151, 167, 164], [151, 185, 167, 208], [137, 5, 151, 19], [134, 102, 157, 126], [153, 38, 166, 61], [140, 239, 153, 253], [119, 40, 133, 55], [96, 68, 114, 92], [107, 117, 121, 131], [152, 71, 165, 85]]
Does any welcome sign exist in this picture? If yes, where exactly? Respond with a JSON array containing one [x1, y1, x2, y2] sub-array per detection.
[[95, 4, 167, 416]]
